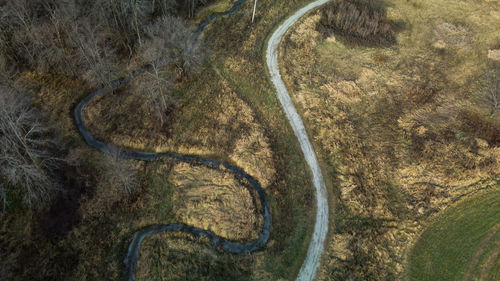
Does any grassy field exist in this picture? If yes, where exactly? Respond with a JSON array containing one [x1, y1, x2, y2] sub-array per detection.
[[132, 1, 331, 279], [279, 0, 500, 279], [6, 0, 499, 279], [406, 188, 500, 281]]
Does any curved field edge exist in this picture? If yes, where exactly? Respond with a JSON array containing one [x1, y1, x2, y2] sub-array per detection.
[[405, 188, 500, 281], [277, 0, 500, 278]]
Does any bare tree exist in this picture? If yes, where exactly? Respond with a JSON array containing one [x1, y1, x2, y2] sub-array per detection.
[[140, 15, 206, 75], [0, 0, 45, 67], [69, 18, 120, 87], [136, 27, 176, 129], [136, 14, 208, 128], [185, 0, 208, 17], [140, 15, 191, 65], [0, 86, 60, 210], [137, 66, 176, 129], [102, 148, 138, 195], [92, 0, 153, 51], [0, 0, 208, 78], [0, 54, 16, 87], [0, 0, 76, 74], [181, 40, 207, 75], [0, 248, 17, 281], [150, 0, 177, 16], [319, 0, 397, 46]]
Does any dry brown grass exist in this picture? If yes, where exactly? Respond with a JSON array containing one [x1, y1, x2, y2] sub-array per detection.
[[83, 69, 276, 188], [489, 49, 500, 62], [280, 0, 500, 279], [7, 0, 497, 279], [135, 232, 254, 281], [170, 162, 262, 241], [16, 71, 90, 141]]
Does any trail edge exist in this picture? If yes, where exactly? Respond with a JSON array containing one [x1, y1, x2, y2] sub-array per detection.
[[266, 1, 330, 281]]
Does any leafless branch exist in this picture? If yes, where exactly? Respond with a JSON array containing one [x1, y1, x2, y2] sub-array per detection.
[[0, 86, 60, 209], [102, 147, 138, 194]]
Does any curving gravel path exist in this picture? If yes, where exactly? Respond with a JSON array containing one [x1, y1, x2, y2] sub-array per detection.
[[266, 1, 330, 281], [74, 0, 330, 280]]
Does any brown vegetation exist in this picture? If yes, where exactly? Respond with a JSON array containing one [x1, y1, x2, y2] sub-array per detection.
[[432, 22, 471, 49], [0, 0, 320, 280], [281, 0, 500, 279], [170, 162, 262, 241], [489, 49, 500, 62], [318, 0, 401, 46], [0, 0, 209, 86], [477, 70, 500, 118], [82, 71, 276, 189], [136, 232, 253, 281], [0, 85, 61, 210]]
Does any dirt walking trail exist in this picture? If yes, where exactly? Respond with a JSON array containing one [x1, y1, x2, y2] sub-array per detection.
[[266, 1, 330, 280]]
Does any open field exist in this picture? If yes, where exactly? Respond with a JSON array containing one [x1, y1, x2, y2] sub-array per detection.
[[280, 0, 500, 279], [3, 0, 499, 279], [406, 188, 500, 281]]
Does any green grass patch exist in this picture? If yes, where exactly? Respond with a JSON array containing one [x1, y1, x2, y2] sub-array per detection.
[[193, 0, 235, 25], [406, 188, 500, 281]]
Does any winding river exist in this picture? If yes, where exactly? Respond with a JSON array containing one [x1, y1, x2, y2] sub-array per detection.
[[73, 1, 329, 281]]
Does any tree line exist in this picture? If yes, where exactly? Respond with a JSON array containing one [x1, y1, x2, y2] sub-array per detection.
[[0, 0, 209, 81], [0, 0, 210, 211]]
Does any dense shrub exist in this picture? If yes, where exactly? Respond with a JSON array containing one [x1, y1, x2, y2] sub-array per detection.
[[318, 0, 401, 46]]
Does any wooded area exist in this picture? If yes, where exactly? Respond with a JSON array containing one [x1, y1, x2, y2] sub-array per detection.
[[0, 0, 210, 211]]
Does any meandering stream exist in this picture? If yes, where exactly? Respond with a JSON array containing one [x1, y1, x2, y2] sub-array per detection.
[[73, 1, 329, 280]]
